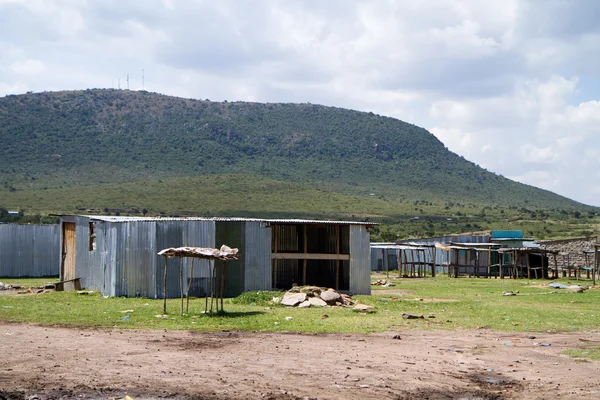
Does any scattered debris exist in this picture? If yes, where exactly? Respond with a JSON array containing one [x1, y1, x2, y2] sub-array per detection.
[[120, 310, 134, 313], [154, 314, 168, 319], [353, 304, 375, 313], [321, 314, 329, 319], [502, 291, 517, 296], [579, 338, 600, 343], [548, 283, 586, 292], [402, 313, 424, 319], [372, 279, 396, 287], [392, 335, 402, 340], [285, 316, 293, 321], [76, 291, 95, 295]]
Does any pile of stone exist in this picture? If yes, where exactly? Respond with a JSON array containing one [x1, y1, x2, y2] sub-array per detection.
[[0, 282, 14, 291], [275, 286, 357, 308], [372, 279, 395, 287]]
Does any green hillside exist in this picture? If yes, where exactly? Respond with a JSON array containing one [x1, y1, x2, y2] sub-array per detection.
[[1, 89, 598, 240], [0, 89, 587, 207]]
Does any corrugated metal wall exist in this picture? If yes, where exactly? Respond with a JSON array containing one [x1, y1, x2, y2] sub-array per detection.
[[244, 221, 272, 291], [72, 217, 105, 292], [349, 225, 371, 295], [216, 221, 244, 297], [183, 221, 215, 298], [0, 224, 60, 277], [123, 221, 157, 298], [370, 248, 400, 271]]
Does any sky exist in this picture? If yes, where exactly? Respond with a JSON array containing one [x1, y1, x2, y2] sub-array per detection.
[[1, 0, 599, 206]]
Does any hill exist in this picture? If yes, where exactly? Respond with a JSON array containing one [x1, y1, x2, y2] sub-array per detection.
[[0, 89, 588, 207], [1, 89, 598, 240]]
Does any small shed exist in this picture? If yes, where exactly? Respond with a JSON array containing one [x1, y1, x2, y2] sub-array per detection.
[[59, 215, 373, 298]]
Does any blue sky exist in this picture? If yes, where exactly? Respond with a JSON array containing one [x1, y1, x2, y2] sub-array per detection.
[[1, 0, 599, 205]]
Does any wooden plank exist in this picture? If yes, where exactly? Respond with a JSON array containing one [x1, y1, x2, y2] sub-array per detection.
[[271, 253, 350, 260], [302, 224, 307, 285], [335, 225, 340, 290]]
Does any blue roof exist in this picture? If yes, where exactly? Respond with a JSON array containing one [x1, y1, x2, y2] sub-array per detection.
[[491, 230, 524, 239]]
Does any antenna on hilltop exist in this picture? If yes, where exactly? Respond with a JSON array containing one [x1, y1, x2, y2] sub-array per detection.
[[142, 69, 145, 90], [127, 74, 129, 90], [118, 78, 120, 90]]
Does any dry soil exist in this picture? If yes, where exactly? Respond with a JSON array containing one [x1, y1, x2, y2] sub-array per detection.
[[1, 322, 599, 399]]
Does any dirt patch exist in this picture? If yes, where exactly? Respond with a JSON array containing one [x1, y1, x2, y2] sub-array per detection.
[[1, 323, 599, 399]]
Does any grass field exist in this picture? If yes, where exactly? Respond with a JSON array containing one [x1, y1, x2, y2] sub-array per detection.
[[3, 173, 599, 241], [1, 275, 598, 335]]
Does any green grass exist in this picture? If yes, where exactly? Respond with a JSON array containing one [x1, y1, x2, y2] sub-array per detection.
[[1, 275, 599, 334], [562, 347, 600, 361], [3, 173, 599, 241], [0, 277, 58, 287]]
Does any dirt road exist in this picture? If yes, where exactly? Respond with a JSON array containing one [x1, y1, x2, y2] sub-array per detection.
[[1, 322, 599, 399]]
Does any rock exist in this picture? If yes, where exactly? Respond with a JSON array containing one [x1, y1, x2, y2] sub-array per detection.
[[300, 286, 322, 295], [402, 313, 424, 319], [502, 291, 517, 296], [281, 292, 307, 306], [308, 297, 328, 307], [298, 300, 311, 308], [285, 316, 293, 321], [392, 334, 402, 340], [353, 304, 375, 312], [340, 294, 356, 306], [321, 314, 329, 319], [320, 290, 341, 304]]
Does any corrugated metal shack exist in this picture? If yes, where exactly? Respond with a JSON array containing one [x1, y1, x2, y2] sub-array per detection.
[[59, 215, 373, 298], [0, 223, 60, 277], [372, 231, 533, 278]]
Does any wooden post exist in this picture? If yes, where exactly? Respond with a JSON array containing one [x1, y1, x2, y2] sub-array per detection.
[[163, 256, 168, 315], [179, 257, 184, 315], [592, 244, 599, 286], [592, 245, 597, 285], [499, 251, 504, 279], [210, 261, 219, 314], [526, 252, 531, 279], [220, 260, 226, 312], [187, 258, 194, 314], [487, 247, 491, 278], [553, 254, 558, 280], [303, 224, 307, 286], [384, 248, 389, 279], [273, 225, 278, 289], [432, 246, 437, 278], [205, 259, 211, 314], [335, 225, 340, 290], [397, 250, 402, 278]]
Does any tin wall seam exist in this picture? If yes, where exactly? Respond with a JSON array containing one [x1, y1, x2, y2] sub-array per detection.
[[244, 221, 272, 291], [0, 224, 60, 277], [349, 225, 371, 295]]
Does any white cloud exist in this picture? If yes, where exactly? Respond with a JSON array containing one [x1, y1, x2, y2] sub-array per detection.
[[0, 0, 599, 205], [10, 58, 45, 75]]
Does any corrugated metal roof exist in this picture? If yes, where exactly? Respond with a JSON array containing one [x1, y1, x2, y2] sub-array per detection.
[[61, 215, 377, 225]]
